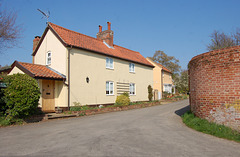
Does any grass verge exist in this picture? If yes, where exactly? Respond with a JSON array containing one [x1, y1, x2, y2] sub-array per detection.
[[182, 111, 240, 142]]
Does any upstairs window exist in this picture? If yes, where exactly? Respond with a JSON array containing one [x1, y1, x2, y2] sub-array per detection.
[[129, 63, 135, 72], [46, 51, 51, 65], [106, 57, 114, 69], [129, 83, 135, 95], [106, 81, 114, 95]]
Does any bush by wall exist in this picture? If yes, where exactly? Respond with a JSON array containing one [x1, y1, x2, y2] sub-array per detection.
[[3, 73, 40, 119], [115, 92, 130, 106], [148, 85, 153, 101]]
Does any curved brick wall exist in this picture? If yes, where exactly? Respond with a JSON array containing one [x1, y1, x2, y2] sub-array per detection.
[[189, 46, 240, 131]]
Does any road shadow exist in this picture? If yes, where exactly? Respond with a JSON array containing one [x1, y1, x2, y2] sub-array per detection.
[[175, 105, 190, 117]]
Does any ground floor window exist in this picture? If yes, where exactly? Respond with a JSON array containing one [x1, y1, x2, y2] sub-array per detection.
[[129, 83, 135, 95], [163, 84, 172, 93], [106, 81, 114, 95]]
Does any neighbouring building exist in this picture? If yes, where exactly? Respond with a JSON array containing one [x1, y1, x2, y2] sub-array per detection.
[[146, 57, 174, 100], [9, 22, 154, 112]]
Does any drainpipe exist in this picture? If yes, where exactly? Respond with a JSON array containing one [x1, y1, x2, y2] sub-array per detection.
[[67, 46, 72, 110]]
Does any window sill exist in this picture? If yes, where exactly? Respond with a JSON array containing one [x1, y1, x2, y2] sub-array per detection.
[[106, 94, 115, 96], [106, 67, 114, 70], [129, 71, 135, 74]]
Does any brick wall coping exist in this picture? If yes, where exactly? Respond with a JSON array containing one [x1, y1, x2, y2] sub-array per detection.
[[189, 45, 240, 64]]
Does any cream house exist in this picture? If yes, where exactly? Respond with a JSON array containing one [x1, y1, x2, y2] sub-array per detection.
[[146, 58, 174, 99], [9, 22, 153, 112]]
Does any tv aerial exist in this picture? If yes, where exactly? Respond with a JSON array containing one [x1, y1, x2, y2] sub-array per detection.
[[37, 9, 50, 23]]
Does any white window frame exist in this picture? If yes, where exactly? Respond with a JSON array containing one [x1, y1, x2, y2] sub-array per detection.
[[106, 81, 114, 95], [129, 63, 135, 73], [46, 51, 51, 65], [106, 57, 114, 69], [129, 83, 136, 95], [163, 84, 172, 93]]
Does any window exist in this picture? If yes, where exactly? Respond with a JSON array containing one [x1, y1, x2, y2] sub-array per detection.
[[106, 81, 114, 95], [129, 63, 135, 72], [46, 51, 51, 65], [129, 83, 135, 95], [106, 57, 114, 69], [163, 84, 172, 93]]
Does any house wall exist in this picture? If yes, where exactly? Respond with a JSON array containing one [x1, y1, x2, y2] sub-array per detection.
[[146, 58, 173, 97], [55, 81, 68, 107], [146, 59, 162, 92], [163, 71, 172, 85], [34, 29, 67, 76], [146, 58, 162, 99], [34, 29, 68, 108], [69, 48, 153, 106], [189, 45, 240, 131], [8, 66, 24, 75]]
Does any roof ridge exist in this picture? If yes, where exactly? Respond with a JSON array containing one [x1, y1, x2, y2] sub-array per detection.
[[49, 22, 141, 54], [19, 61, 46, 67], [155, 62, 172, 73], [49, 22, 102, 44]]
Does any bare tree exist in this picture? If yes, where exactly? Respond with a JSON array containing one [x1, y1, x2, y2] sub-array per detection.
[[207, 29, 240, 51], [207, 30, 236, 51], [233, 28, 240, 45], [0, 4, 21, 52]]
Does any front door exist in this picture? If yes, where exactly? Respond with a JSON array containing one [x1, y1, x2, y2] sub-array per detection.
[[42, 80, 55, 112]]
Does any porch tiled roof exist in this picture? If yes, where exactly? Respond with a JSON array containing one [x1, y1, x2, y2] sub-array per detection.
[[33, 23, 153, 67], [11, 61, 66, 80]]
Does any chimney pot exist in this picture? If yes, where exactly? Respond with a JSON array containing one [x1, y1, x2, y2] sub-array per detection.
[[33, 36, 41, 52], [99, 25, 102, 32], [96, 22, 113, 47], [107, 22, 111, 30]]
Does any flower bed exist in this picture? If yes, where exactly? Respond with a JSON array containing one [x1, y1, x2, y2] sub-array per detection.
[[68, 101, 161, 116]]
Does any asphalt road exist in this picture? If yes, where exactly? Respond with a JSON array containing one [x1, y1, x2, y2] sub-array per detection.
[[0, 99, 240, 157]]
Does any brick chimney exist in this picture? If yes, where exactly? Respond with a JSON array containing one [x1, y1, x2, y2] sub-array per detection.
[[96, 22, 114, 47], [33, 36, 41, 52]]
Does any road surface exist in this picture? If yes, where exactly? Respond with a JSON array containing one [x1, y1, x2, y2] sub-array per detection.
[[0, 99, 239, 157]]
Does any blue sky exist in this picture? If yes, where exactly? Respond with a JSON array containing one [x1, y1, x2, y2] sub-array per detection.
[[1, 0, 240, 70]]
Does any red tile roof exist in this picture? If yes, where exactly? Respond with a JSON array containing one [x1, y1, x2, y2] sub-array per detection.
[[33, 22, 153, 67], [156, 63, 172, 73], [10, 61, 65, 80]]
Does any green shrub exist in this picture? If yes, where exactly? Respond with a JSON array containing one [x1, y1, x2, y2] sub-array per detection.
[[70, 102, 98, 111], [0, 73, 7, 115], [70, 105, 92, 111], [0, 88, 6, 115], [3, 74, 40, 119], [115, 92, 130, 106], [148, 85, 153, 101], [0, 116, 11, 126]]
